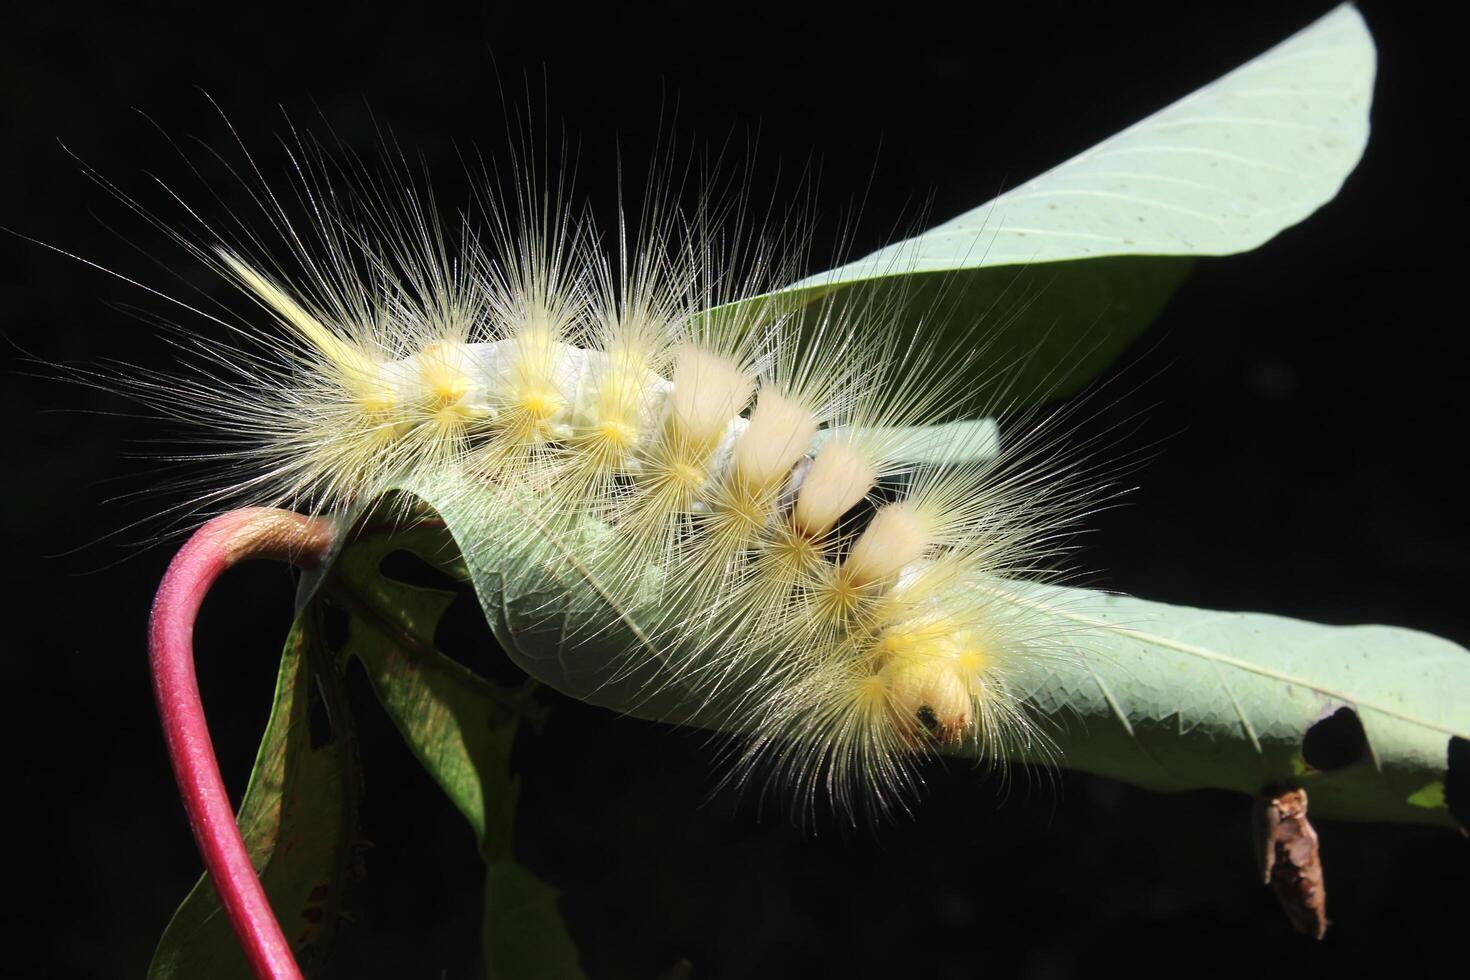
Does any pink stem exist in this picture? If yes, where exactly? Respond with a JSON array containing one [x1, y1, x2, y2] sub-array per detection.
[[150, 508, 336, 980]]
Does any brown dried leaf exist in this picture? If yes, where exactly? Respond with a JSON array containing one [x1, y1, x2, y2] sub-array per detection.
[[1254, 787, 1329, 939]]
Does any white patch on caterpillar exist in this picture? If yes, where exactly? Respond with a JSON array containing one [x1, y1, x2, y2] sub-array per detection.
[[793, 438, 877, 538]]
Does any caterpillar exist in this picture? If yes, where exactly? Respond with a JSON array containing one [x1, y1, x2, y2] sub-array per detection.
[[65, 111, 1096, 824]]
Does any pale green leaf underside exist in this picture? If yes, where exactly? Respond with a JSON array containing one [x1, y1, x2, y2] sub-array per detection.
[[988, 582, 1468, 827], [712, 5, 1373, 414], [404, 475, 1469, 830], [784, 4, 1374, 290], [812, 418, 1000, 467]]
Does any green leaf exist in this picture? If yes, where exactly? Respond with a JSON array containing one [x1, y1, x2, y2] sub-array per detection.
[[812, 418, 1000, 467], [325, 525, 517, 840], [792, 4, 1374, 282], [323, 521, 588, 980], [835, 255, 1191, 409], [481, 862, 589, 980], [396, 474, 706, 727], [400, 475, 1469, 831], [988, 581, 1470, 829], [736, 5, 1374, 408], [148, 610, 357, 980]]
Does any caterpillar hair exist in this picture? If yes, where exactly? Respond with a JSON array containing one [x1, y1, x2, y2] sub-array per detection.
[[55, 104, 1116, 824]]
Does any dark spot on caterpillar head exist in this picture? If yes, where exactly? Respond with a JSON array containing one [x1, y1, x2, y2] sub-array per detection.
[[1301, 706, 1367, 771], [916, 705, 940, 734]]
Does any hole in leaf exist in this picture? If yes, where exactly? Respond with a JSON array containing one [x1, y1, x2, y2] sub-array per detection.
[[436, 587, 530, 688], [1301, 706, 1367, 771], [379, 549, 529, 688], [1446, 736, 1469, 831], [321, 601, 350, 652], [379, 548, 461, 592]]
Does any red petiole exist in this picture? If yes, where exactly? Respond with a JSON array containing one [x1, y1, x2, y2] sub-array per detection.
[[149, 508, 335, 980]]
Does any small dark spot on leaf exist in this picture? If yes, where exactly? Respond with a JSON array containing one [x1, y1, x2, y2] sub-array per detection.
[[1301, 706, 1367, 771], [1445, 736, 1470, 831]]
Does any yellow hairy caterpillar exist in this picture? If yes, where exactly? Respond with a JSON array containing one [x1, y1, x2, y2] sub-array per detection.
[[83, 116, 1086, 820]]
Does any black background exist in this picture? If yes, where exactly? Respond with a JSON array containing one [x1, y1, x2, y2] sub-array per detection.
[[2, 2, 1466, 978]]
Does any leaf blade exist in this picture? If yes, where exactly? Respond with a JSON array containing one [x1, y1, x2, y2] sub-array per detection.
[[326, 522, 589, 980], [989, 581, 1470, 828], [788, 4, 1374, 288], [412, 479, 1469, 830], [720, 6, 1375, 410]]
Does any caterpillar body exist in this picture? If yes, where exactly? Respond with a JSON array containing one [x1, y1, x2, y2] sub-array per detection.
[[78, 123, 1097, 823]]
